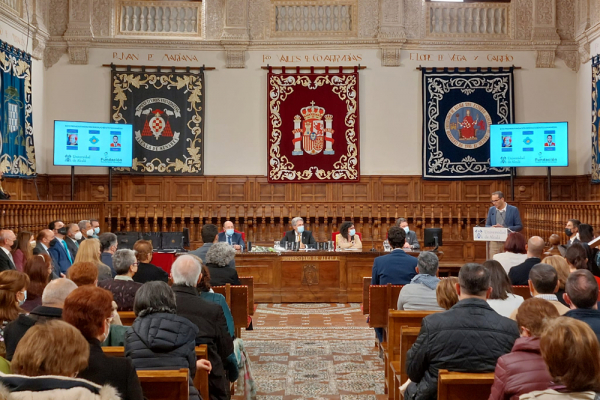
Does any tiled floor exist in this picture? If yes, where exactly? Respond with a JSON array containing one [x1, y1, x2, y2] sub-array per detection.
[[243, 304, 386, 400]]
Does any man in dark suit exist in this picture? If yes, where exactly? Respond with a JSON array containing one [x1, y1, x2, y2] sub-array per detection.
[[280, 217, 317, 249], [217, 220, 245, 251], [0, 229, 17, 271], [33, 229, 59, 279], [190, 224, 236, 269], [48, 221, 73, 276], [395, 218, 420, 250], [372, 226, 418, 286], [65, 223, 82, 261], [171, 255, 234, 400], [486, 190, 523, 258], [508, 236, 545, 285]]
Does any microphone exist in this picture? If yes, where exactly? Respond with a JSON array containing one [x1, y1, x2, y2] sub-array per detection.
[[475, 217, 488, 227]]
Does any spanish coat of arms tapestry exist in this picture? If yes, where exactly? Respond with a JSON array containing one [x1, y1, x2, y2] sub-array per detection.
[[422, 67, 514, 179], [592, 56, 600, 183], [267, 67, 360, 182], [0, 40, 36, 178], [111, 67, 204, 174]]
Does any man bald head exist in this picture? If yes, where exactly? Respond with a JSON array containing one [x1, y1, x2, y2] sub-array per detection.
[[527, 236, 545, 258], [41, 278, 78, 308], [171, 255, 202, 287]]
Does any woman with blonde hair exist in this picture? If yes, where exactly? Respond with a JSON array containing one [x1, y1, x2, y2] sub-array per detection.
[[74, 239, 112, 282], [436, 277, 459, 310], [11, 231, 33, 272], [0, 271, 29, 356], [521, 317, 600, 399], [542, 255, 570, 306]]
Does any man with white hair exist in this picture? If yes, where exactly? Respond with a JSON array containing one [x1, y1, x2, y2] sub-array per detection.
[[171, 255, 234, 400], [0, 229, 17, 271], [78, 220, 94, 243], [4, 278, 78, 360], [280, 217, 317, 249]]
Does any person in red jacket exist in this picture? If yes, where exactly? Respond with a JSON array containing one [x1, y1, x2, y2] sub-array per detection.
[[488, 298, 559, 400]]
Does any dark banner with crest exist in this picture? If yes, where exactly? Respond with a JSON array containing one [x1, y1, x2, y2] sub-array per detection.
[[422, 67, 514, 179], [111, 67, 204, 174], [592, 56, 600, 183], [267, 66, 360, 182], [0, 40, 36, 177]]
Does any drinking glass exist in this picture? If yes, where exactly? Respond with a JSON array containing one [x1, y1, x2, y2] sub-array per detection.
[[286, 242, 293, 251], [328, 241, 335, 251]]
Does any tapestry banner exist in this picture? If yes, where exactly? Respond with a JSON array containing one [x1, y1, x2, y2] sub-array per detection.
[[111, 67, 204, 174], [0, 40, 36, 177], [422, 67, 513, 179], [267, 67, 360, 182], [592, 56, 600, 183]]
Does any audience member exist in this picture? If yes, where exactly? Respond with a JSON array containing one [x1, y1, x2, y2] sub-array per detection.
[[11, 231, 33, 272], [566, 242, 600, 287], [397, 252, 443, 311], [485, 260, 524, 317], [33, 229, 58, 279], [542, 255, 570, 306], [205, 243, 241, 287], [218, 220, 245, 251], [98, 249, 142, 311], [493, 232, 527, 274], [371, 227, 417, 285], [489, 298, 559, 400], [521, 317, 600, 399], [335, 221, 363, 250], [99, 232, 118, 277], [579, 223, 595, 243], [190, 224, 236, 269], [171, 255, 233, 400], [64, 223, 81, 261], [78, 220, 94, 242], [578, 224, 600, 276], [4, 278, 77, 361], [564, 218, 581, 247], [0, 230, 17, 271], [132, 240, 168, 284], [125, 281, 205, 400], [197, 265, 235, 338], [90, 219, 100, 239], [63, 286, 144, 400], [75, 238, 112, 282], [395, 218, 420, 250], [2, 320, 120, 399], [563, 269, 600, 342], [511, 263, 569, 319], [47, 221, 72, 275], [0, 270, 29, 355], [508, 236, 545, 285], [21, 255, 52, 312], [405, 263, 519, 400], [436, 277, 458, 310]]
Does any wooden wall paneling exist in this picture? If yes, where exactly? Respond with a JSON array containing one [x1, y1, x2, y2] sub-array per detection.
[[379, 176, 415, 201], [460, 181, 497, 202], [256, 178, 286, 202], [171, 178, 206, 201], [213, 177, 248, 202], [338, 181, 370, 202], [510, 178, 542, 201], [590, 182, 600, 201], [296, 182, 328, 202], [421, 181, 454, 201], [128, 177, 163, 202]]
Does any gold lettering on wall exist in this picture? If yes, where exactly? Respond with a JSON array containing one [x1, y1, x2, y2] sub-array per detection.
[[409, 53, 515, 63], [112, 52, 200, 63], [261, 53, 363, 64], [281, 256, 340, 261]]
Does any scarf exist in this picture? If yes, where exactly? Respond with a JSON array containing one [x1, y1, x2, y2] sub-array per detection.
[[411, 274, 440, 290]]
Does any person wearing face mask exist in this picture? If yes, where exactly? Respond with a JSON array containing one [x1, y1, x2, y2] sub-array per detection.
[[335, 221, 362, 250], [90, 219, 101, 239], [217, 220, 245, 251], [0, 270, 29, 356], [0, 230, 17, 272], [65, 223, 82, 261], [99, 233, 118, 277], [280, 217, 317, 250], [33, 229, 59, 279], [48, 221, 73, 276], [11, 231, 34, 273], [395, 218, 420, 250], [561, 219, 581, 253], [78, 220, 94, 243], [62, 286, 144, 400]]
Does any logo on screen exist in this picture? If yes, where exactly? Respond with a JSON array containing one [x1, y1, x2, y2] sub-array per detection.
[[444, 102, 491, 150], [134, 99, 181, 152], [523, 137, 533, 145], [64, 155, 71, 162], [90, 136, 99, 144], [501, 157, 507, 164]]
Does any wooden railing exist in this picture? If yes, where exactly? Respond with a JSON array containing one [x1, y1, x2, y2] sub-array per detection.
[[0, 202, 102, 234], [521, 202, 600, 242]]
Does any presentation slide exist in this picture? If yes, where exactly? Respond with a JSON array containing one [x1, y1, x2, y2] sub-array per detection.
[[490, 122, 568, 167], [54, 121, 133, 167]]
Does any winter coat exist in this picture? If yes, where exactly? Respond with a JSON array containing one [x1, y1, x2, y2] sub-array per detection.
[[0, 373, 120, 400], [405, 298, 519, 400], [488, 337, 553, 400], [125, 312, 200, 400]]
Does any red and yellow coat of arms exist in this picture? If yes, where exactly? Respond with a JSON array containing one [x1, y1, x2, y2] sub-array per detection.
[[291, 101, 334, 156]]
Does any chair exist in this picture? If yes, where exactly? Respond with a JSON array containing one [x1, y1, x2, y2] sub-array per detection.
[[512, 285, 532, 300], [118, 311, 136, 326], [362, 276, 371, 315], [331, 231, 363, 242], [437, 369, 495, 400], [212, 283, 249, 338], [238, 276, 255, 315], [137, 368, 189, 400]]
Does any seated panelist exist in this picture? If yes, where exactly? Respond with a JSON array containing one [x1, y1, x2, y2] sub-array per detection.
[[280, 217, 316, 249], [217, 220, 245, 251], [335, 221, 362, 250], [396, 217, 420, 250]]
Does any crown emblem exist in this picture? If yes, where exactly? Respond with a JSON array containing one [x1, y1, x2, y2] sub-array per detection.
[[300, 101, 326, 120]]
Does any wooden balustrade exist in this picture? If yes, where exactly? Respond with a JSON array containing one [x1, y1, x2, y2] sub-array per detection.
[[0, 202, 103, 234], [521, 202, 600, 243]]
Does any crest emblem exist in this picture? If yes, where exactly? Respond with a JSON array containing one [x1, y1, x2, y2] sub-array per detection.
[[134, 98, 181, 152], [4, 87, 23, 134], [292, 101, 335, 156], [444, 102, 492, 150]]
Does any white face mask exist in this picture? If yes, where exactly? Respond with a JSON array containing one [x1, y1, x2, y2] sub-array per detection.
[[73, 232, 82, 241], [86, 229, 94, 237]]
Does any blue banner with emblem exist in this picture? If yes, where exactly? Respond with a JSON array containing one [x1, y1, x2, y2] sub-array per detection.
[[422, 67, 513, 179], [592, 56, 600, 183], [0, 40, 36, 178]]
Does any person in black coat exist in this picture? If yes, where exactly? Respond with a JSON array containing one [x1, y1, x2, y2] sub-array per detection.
[[171, 255, 234, 400], [125, 281, 207, 400], [132, 240, 168, 284], [204, 243, 240, 287], [404, 263, 519, 400], [564, 269, 600, 343], [280, 217, 316, 249], [0, 230, 17, 271], [62, 285, 144, 400], [508, 236, 545, 285]]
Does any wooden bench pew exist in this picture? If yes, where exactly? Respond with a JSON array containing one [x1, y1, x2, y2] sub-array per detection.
[[103, 345, 209, 400], [238, 276, 254, 315], [390, 326, 420, 400], [137, 368, 189, 400], [512, 285, 531, 300], [363, 277, 371, 315], [437, 369, 495, 400], [212, 283, 249, 338], [368, 284, 404, 329], [118, 311, 136, 326]]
